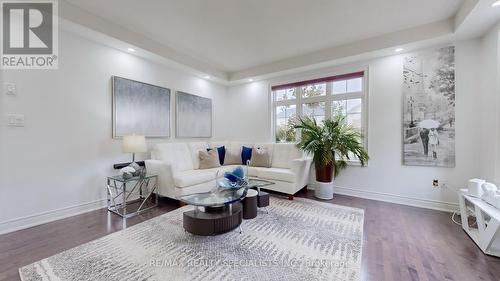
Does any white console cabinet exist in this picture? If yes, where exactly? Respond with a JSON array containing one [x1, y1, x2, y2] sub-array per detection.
[[458, 190, 500, 257]]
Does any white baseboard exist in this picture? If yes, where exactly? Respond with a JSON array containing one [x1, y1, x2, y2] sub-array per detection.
[[0, 199, 107, 235], [332, 185, 459, 213]]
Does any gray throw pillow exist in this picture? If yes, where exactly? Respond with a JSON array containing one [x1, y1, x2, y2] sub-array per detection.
[[249, 147, 271, 168], [224, 150, 241, 165], [199, 150, 221, 169]]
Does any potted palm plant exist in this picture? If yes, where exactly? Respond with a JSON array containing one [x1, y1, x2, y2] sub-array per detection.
[[294, 115, 369, 199]]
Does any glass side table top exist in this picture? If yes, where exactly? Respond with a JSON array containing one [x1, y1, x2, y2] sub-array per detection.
[[178, 186, 249, 207], [107, 174, 157, 183]]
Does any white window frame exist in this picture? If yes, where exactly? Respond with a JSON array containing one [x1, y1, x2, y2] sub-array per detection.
[[270, 68, 369, 164]]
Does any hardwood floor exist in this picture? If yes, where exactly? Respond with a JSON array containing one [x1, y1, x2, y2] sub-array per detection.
[[1, 191, 499, 281]]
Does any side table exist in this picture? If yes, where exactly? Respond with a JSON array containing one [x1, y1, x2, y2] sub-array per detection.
[[459, 190, 500, 257], [106, 174, 158, 218]]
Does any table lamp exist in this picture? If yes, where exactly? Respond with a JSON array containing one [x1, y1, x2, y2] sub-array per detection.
[[122, 135, 147, 163]]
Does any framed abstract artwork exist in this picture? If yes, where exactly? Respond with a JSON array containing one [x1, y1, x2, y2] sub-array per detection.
[[175, 91, 212, 138], [112, 76, 171, 138]]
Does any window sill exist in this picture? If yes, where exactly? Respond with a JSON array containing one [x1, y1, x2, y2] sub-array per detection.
[[340, 159, 368, 167]]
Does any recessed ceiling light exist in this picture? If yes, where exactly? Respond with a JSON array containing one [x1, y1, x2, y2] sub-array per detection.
[[492, 1, 500, 7], [248, 78, 254, 82], [127, 48, 136, 52], [395, 48, 404, 52], [204, 75, 210, 79]]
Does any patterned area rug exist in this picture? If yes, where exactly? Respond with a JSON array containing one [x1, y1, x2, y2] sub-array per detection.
[[19, 197, 364, 281]]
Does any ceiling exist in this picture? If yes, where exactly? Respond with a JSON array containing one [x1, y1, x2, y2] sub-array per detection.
[[64, 0, 462, 70], [61, 0, 500, 83]]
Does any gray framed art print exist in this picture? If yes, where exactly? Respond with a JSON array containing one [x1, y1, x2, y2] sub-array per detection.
[[175, 91, 212, 138], [112, 76, 171, 138]]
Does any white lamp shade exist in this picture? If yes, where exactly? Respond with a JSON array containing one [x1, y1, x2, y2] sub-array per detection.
[[122, 135, 147, 153]]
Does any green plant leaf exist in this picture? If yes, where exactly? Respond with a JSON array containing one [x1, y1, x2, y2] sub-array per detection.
[[294, 115, 369, 180]]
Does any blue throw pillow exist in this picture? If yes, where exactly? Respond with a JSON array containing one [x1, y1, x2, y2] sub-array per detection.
[[207, 146, 225, 165], [241, 146, 252, 165], [216, 146, 225, 165]]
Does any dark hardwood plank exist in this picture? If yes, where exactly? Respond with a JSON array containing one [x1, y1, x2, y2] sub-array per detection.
[[1, 192, 499, 281], [0, 197, 178, 281]]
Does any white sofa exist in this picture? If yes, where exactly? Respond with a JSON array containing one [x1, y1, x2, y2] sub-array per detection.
[[145, 141, 312, 200]]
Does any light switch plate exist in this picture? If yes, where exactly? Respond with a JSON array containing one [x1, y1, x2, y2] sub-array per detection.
[[7, 114, 25, 127], [4, 83, 16, 95]]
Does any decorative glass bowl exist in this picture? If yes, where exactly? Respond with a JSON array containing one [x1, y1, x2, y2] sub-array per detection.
[[217, 166, 248, 189]]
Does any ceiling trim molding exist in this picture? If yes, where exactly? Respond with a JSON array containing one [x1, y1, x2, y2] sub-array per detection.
[[229, 19, 454, 81], [454, 0, 479, 30]]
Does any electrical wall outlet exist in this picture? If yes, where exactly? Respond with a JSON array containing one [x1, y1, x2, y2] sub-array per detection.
[[440, 181, 449, 189], [433, 179, 439, 187], [432, 179, 449, 189]]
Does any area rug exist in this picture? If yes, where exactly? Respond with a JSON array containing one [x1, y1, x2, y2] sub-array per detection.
[[19, 197, 364, 281]]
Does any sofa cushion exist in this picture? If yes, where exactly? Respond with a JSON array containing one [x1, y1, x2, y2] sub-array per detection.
[[272, 143, 302, 169], [219, 164, 239, 170], [208, 146, 225, 165], [179, 166, 243, 176], [228, 142, 253, 152], [210, 141, 230, 149], [247, 166, 266, 177], [199, 150, 221, 169], [224, 150, 241, 165], [188, 142, 209, 169], [254, 143, 274, 161], [151, 143, 174, 161], [249, 147, 271, 168], [152, 143, 194, 171], [257, 168, 295, 183], [173, 170, 215, 188]]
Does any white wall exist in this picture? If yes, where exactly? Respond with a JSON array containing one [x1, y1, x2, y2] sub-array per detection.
[[479, 23, 500, 183], [227, 40, 483, 211], [0, 29, 228, 233]]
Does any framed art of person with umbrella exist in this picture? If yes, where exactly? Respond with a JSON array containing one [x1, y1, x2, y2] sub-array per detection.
[[402, 46, 455, 167]]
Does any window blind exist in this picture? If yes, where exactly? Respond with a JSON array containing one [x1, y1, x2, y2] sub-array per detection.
[[271, 71, 364, 91]]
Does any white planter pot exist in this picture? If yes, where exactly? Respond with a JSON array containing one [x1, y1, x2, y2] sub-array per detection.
[[315, 181, 334, 200]]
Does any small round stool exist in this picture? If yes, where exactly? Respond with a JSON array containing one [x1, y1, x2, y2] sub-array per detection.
[[243, 189, 258, 219]]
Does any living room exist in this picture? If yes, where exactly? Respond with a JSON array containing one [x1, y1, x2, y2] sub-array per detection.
[[1, 0, 500, 280]]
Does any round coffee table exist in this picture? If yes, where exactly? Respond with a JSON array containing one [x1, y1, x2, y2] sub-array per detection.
[[178, 187, 248, 236]]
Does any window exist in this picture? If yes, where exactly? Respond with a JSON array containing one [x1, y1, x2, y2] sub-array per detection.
[[302, 83, 326, 98], [303, 101, 326, 123], [275, 88, 297, 101], [272, 71, 367, 148], [332, 98, 363, 129], [275, 104, 296, 142]]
